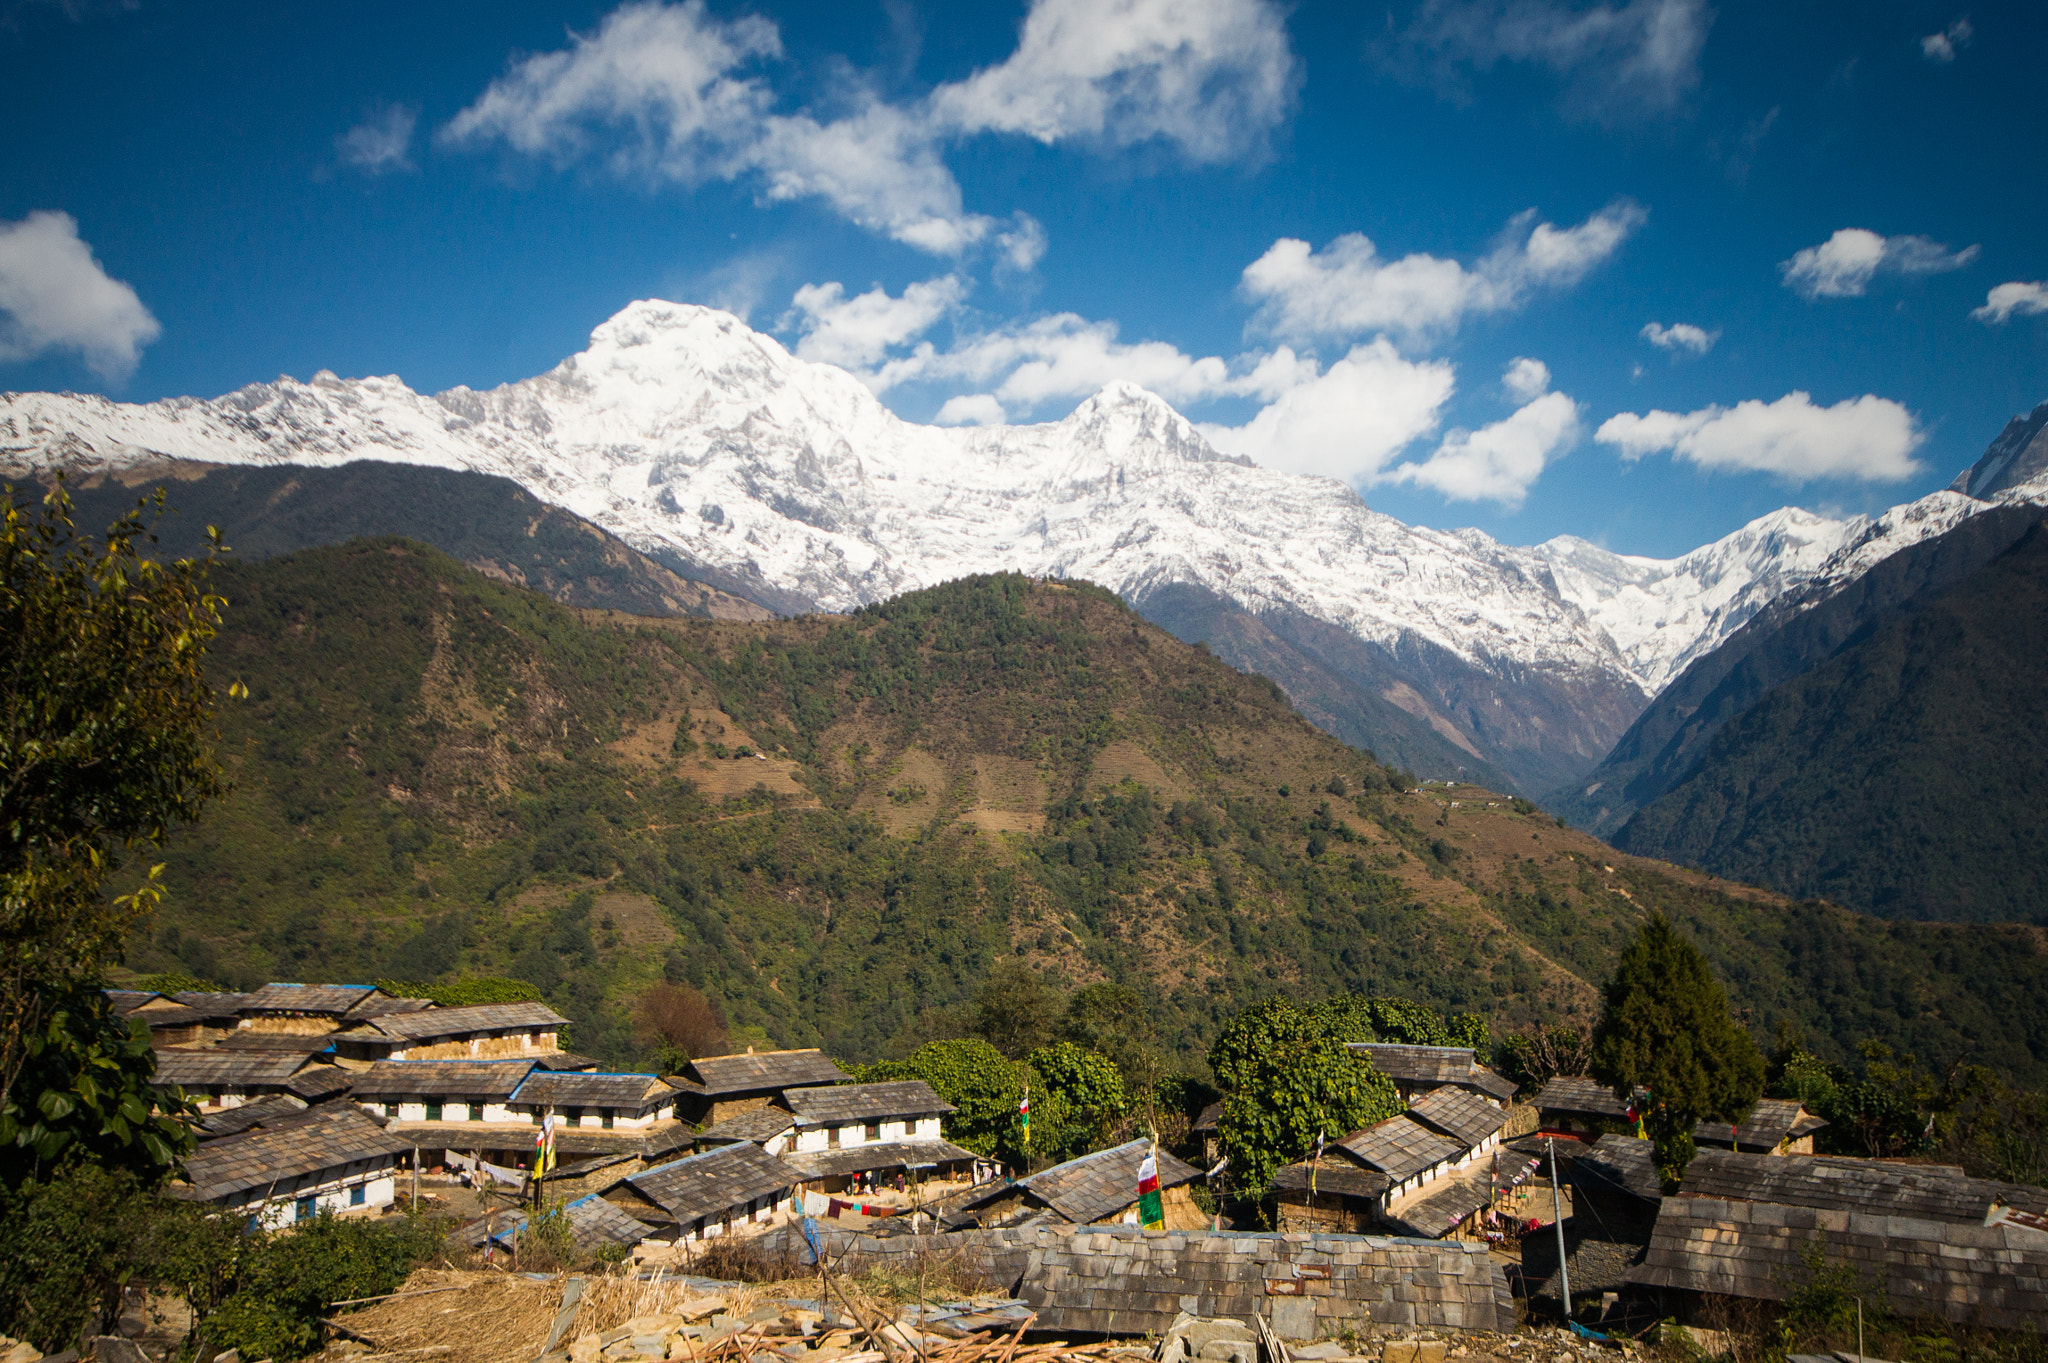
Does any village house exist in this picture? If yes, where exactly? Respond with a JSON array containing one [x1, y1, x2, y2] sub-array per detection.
[[1268, 1154, 1391, 1234], [107, 989, 242, 1047], [1522, 1134, 1662, 1307], [151, 1048, 354, 1110], [1274, 1086, 1509, 1239], [509, 1070, 685, 1130], [1532, 1076, 1632, 1137], [1628, 1149, 2048, 1330], [175, 1102, 413, 1229], [1348, 1043, 1519, 1107], [329, 1000, 570, 1064], [600, 1141, 796, 1242], [234, 983, 428, 1035], [776, 1080, 974, 1189], [667, 1049, 850, 1126], [1191, 1100, 1223, 1168], [694, 1106, 799, 1154], [1691, 1097, 1827, 1154], [949, 1140, 1206, 1230]]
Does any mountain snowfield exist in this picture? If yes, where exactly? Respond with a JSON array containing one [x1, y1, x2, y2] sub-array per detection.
[[4, 299, 2044, 785]]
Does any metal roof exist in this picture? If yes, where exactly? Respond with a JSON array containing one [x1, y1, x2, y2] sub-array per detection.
[[781, 1080, 953, 1126], [1532, 1076, 1629, 1119], [780, 1138, 977, 1180], [1405, 1085, 1508, 1148], [681, 1049, 850, 1095], [345, 1001, 569, 1043], [959, 1139, 1201, 1227], [178, 1104, 411, 1202], [615, 1141, 794, 1223], [1337, 1116, 1463, 1183], [351, 1060, 538, 1100], [512, 1071, 678, 1112]]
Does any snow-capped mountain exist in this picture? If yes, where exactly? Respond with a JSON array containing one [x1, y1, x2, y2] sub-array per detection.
[[3, 301, 2043, 791]]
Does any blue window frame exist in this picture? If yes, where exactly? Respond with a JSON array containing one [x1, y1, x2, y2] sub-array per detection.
[[295, 1195, 317, 1222], [350, 1183, 366, 1207]]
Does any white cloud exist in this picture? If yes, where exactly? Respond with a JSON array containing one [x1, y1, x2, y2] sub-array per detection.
[[1391, 389, 1580, 506], [1502, 356, 1551, 401], [934, 394, 1007, 426], [1779, 228, 1980, 300], [1241, 201, 1644, 344], [929, 0, 1297, 162], [445, 0, 1300, 257], [1971, 281, 2048, 325], [1640, 320, 1718, 355], [1199, 341, 1457, 481], [1596, 391, 1923, 482], [1921, 17, 1972, 62], [1391, 0, 1712, 118], [0, 211, 160, 382], [338, 104, 417, 174], [787, 275, 966, 368]]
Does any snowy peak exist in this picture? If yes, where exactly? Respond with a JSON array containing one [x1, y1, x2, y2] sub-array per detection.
[[1949, 400, 2048, 500]]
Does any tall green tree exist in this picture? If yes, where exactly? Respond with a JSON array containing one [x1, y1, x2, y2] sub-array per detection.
[[1058, 982, 1162, 1096], [971, 967, 1062, 1059], [1208, 997, 1401, 1198], [1027, 1040, 1129, 1160], [1, 481, 229, 1183], [1591, 913, 1764, 1182]]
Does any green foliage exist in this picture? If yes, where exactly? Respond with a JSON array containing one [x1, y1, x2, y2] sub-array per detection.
[[1, 480, 229, 1148], [372, 976, 542, 1007], [0, 985, 194, 1187], [1026, 1040, 1128, 1159], [0, 1158, 161, 1350], [855, 1038, 1031, 1161], [1059, 983, 1163, 1095], [127, 972, 224, 994], [1308, 995, 1488, 1051], [209, 1214, 443, 1361], [1208, 997, 1401, 1197], [1591, 914, 1765, 1183], [970, 968, 1062, 1060]]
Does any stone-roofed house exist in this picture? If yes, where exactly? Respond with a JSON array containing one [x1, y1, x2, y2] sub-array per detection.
[[176, 1102, 412, 1229], [1338, 1113, 1464, 1192], [330, 1001, 570, 1064], [1628, 1150, 2048, 1331], [601, 1141, 795, 1242], [950, 1139, 1206, 1230], [770, 1081, 973, 1190], [670, 1049, 851, 1125], [777, 1223, 1519, 1337], [1286, 1087, 1507, 1240], [236, 983, 404, 1035], [353, 1060, 538, 1124], [458, 1190, 651, 1253], [694, 1106, 799, 1154], [1349, 1044, 1519, 1107], [1691, 1097, 1827, 1155], [151, 1048, 354, 1111], [1405, 1085, 1510, 1152], [510, 1071, 683, 1130], [1269, 1155, 1392, 1234], [1192, 1100, 1224, 1167], [1522, 1135, 1663, 1308], [1533, 1076, 1631, 1138]]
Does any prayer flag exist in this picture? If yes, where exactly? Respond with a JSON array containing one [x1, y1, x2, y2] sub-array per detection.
[[1019, 1090, 1031, 1149], [1136, 1144, 1165, 1230]]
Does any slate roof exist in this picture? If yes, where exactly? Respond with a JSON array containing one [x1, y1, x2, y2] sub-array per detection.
[[780, 1138, 978, 1180], [1676, 1149, 2048, 1223], [129, 1005, 210, 1031], [198, 1095, 309, 1137], [682, 1049, 849, 1094], [345, 1001, 569, 1043], [1192, 1100, 1223, 1134], [1629, 1193, 2048, 1332], [957, 1139, 1201, 1227], [1533, 1076, 1629, 1120], [1568, 1134, 1661, 1205], [1406, 1085, 1509, 1148], [1338, 1116, 1464, 1183], [241, 983, 389, 1016], [173, 991, 255, 1016], [1383, 1177, 1494, 1240], [214, 1033, 337, 1052], [614, 1141, 794, 1223], [106, 990, 172, 1016], [781, 1081, 953, 1126], [1347, 1044, 1517, 1101], [776, 1224, 1519, 1335], [178, 1104, 412, 1203], [1269, 1160, 1392, 1202], [696, 1108, 798, 1145], [512, 1071, 679, 1113], [532, 1052, 601, 1072], [459, 1192, 651, 1250], [1692, 1098, 1827, 1151], [151, 1049, 333, 1089], [351, 1060, 538, 1100], [286, 1065, 357, 1101]]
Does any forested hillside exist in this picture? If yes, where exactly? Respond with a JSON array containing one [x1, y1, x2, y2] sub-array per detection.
[[116, 538, 2048, 1083], [1616, 521, 2048, 925]]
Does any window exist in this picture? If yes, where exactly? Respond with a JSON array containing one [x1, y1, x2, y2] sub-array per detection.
[[386, 1102, 400, 1120], [602, 1111, 614, 1130], [827, 1126, 840, 1148], [470, 1103, 484, 1121], [350, 1184, 366, 1207], [295, 1195, 317, 1222], [425, 1101, 443, 1122], [864, 1122, 881, 1142], [567, 1106, 584, 1127]]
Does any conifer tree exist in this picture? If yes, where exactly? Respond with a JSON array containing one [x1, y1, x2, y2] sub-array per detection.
[[1591, 913, 1765, 1184]]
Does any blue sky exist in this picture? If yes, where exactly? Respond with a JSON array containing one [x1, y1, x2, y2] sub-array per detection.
[[3, 0, 2045, 557]]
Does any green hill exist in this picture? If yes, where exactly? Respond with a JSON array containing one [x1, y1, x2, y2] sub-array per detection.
[[1615, 521, 2048, 926], [116, 538, 2048, 1082]]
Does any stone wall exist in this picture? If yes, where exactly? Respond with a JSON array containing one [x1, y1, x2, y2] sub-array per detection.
[[778, 1224, 1517, 1337]]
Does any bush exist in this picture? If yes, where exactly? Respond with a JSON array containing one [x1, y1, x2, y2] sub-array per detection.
[[209, 1214, 443, 1361]]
